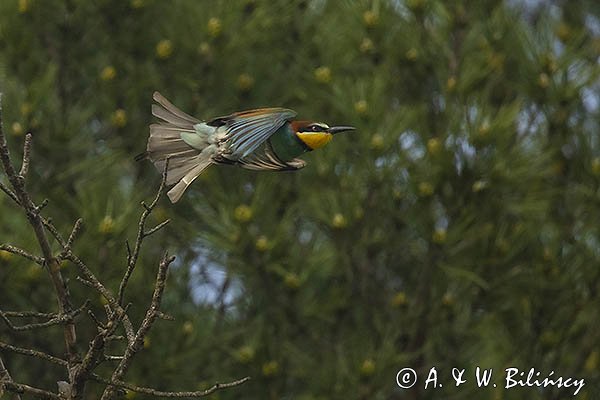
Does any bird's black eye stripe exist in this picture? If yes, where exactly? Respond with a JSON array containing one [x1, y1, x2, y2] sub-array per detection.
[[304, 124, 325, 132]]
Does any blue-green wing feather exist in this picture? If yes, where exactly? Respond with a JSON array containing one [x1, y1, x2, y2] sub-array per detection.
[[223, 108, 297, 158]]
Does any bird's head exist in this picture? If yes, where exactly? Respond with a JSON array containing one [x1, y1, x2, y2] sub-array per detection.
[[291, 121, 355, 151]]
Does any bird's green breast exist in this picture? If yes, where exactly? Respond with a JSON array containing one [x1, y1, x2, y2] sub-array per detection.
[[269, 123, 309, 161]]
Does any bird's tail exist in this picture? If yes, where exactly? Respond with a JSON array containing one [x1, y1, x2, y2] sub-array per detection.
[[140, 92, 213, 203]]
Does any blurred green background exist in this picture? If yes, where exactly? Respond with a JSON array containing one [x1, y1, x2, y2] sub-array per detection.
[[1, 0, 599, 399]]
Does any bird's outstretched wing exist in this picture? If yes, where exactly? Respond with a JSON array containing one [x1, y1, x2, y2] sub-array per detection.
[[210, 108, 297, 158], [237, 141, 306, 171]]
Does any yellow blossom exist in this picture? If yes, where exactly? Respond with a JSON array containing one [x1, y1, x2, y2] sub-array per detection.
[[284, 273, 301, 289], [314, 66, 332, 84], [11, 122, 24, 136], [363, 10, 379, 27], [432, 228, 447, 244], [405, 48, 418, 61], [370, 134, 384, 150], [332, 213, 347, 229], [234, 204, 253, 222], [111, 109, 127, 128], [262, 360, 279, 377], [100, 66, 116, 81], [418, 182, 434, 197], [354, 100, 368, 115], [360, 37, 374, 53], [427, 138, 441, 155], [237, 73, 255, 91], [391, 291, 408, 307], [98, 215, 115, 234], [255, 235, 270, 252], [207, 17, 222, 38], [360, 359, 376, 376], [156, 39, 173, 59]]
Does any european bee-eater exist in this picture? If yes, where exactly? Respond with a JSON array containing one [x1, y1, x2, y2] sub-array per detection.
[[137, 92, 355, 203]]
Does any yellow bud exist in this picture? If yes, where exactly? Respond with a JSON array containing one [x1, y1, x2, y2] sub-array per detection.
[[359, 37, 374, 53], [182, 321, 194, 334], [592, 158, 600, 176], [471, 180, 488, 192], [262, 360, 279, 377], [426, 138, 441, 155], [362, 10, 379, 27], [477, 121, 490, 137], [284, 273, 301, 289], [11, 122, 24, 136], [406, 0, 426, 11], [538, 73, 550, 88], [441, 292, 454, 306], [98, 215, 115, 234], [496, 238, 509, 254], [370, 133, 384, 150], [332, 213, 347, 229], [143, 336, 151, 348], [405, 48, 418, 61], [125, 389, 137, 399], [20, 102, 32, 117], [99, 294, 109, 306], [156, 39, 173, 59], [392, 188, 403, 200], [432, 228, 447, 244], [556, 23, 571, 42], [18, 0, 30, 14], [236, 346, 255, 363], [0, 250, 13, 261], [130, 0, 145, 9], [584, 350, 598, 372], [255, 235, 270, 252], [237, 73, 254, 92], [354, 206, 364, 219], [314, 66, 332, 83], [391, 291, 408, 307], [446, 76, 457, 91], [100, 65, 116, 81], [540, 330, 559, 346], [354, 100, 368, 115], [360, 359, 376, 376], [207, 17, 222, 38], [418, 182, 434, 197], [60, 260, 69, 269], [111, 109, 127, 128], [234, 204, 253, 223], [198, 42, 211, 57], [487, 52, 505, 71]]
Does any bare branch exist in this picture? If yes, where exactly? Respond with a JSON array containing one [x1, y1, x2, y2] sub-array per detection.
[[0, 300, 88, 331], [1, 380, 62, 400], [65, 218, 83, 251], [19, 133, 32, 179], [144, 219, 170, 237], [117, 158, 169, 307], [0, 180, 20, 205], [92, 375, 250, 398], [2, 310, 57, 319], [0, 98, 78, 364], [101, 253, 176, 400], [0, 341, 68, 367], [67, 253, 135, 344], [0, 356, 22, 400], [0, 243, 44, 264]]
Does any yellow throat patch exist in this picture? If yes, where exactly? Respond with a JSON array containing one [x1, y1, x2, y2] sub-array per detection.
[[296, 131, 333, 150]]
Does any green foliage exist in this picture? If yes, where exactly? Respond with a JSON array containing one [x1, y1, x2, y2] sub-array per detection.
[[1, 0, 600, 399]]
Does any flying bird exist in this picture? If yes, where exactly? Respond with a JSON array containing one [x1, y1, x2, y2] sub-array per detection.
[[136, 92, 355, 203]]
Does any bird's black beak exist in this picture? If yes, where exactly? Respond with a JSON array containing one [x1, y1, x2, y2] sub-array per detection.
[[327, 126, 355, 135]]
